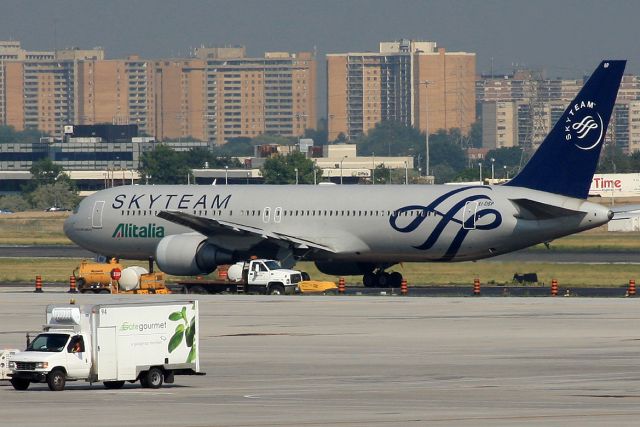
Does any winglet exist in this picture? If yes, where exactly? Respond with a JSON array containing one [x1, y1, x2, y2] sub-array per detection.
[[505, 61, 626, 199]]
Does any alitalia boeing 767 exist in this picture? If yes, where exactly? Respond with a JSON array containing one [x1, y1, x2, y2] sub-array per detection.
[[65, 60, 627, 287]]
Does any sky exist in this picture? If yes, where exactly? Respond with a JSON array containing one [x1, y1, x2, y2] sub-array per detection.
[[2, 0, 640, 113]]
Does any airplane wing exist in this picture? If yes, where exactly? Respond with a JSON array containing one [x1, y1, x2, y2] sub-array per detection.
[[157, 210, 337, 253]]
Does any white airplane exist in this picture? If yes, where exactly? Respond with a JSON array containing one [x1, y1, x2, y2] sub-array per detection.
[[65, 60, 627, 287]]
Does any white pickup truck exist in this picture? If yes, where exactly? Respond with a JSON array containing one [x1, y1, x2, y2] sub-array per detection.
[[178, 259, 304, 294], [8, 301, 203, 391]]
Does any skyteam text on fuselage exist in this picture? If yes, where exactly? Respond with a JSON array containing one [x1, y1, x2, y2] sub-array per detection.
[[65, 60, 626, 287]]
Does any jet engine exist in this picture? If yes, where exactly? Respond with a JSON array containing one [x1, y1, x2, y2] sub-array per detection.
[[155, 234, 233, 276]]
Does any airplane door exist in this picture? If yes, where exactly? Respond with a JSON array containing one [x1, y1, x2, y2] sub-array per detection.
[[92, 201, 105, 229], [262, 207, 271, 224], [463, 201, 478, 230], [274, 207, 282, 223]]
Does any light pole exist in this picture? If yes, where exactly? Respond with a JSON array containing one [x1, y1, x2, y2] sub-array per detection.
[[225, 166, 228, 185], [246, 171, 250, 185], [490, 158, 495, 182], [372, 152, 375, 185], [340, 155, 347, 185], [313, 164, 317, 185], [503, 165, 507, 179], [294, 168, 299, 185], [478, 162, 483, 183], [421, 80, 434, 177], [404, 161, 408, 185]]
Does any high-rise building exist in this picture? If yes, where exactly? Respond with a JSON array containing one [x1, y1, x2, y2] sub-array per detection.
[[0, 42, 316, 144], [327, 39, 476, 141], [195, 47, 316, 144]]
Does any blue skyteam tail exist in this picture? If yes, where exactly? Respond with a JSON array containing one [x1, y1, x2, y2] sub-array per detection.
[[506, 60, 626, 199]]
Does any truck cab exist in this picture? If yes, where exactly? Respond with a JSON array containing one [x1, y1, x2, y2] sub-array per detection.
[[10, 331, 91, 390], [241, 259, 302, 294]]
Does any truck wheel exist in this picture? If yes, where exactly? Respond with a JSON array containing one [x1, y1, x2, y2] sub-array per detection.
[[103, 381, 125, 389], [145, 367, 163, 389], [269, 284, 285, 295], [10, 378, 30, 390], [47, 369, 66, 391]]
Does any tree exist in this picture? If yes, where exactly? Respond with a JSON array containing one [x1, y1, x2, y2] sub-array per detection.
[[356, 120, 422, 156], [216, 137, 254, 157], [0, 194, 30, 212], [138, 145, 192, 184], [261, 152, 320, 184], [468, 121, 482, 148], [22, 158, 70, 194], [184, 147, 240, 169], [30, 181, 80, 210], [372, 164, 391, 184], [428, 132, 467, 172]]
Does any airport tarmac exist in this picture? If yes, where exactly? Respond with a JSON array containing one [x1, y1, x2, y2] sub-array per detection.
[[1, 289, 640, 426]]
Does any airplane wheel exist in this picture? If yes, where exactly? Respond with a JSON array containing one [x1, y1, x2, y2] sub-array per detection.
[[389, 272, 403, 287], [363, 272, 376, 288], [377, 273, 391, 287]]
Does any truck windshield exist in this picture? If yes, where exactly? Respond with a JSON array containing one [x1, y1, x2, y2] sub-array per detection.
[[26, 333, 70, 352], [263, 260, 281, 270]]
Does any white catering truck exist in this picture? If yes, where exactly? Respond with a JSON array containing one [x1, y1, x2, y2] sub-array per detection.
[[8, 301, 203, 391]]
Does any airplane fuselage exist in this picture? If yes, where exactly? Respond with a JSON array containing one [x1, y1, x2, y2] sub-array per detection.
[[64, 183, 611, 264]]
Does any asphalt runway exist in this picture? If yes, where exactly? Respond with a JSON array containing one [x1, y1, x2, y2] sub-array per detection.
[[1, 244, 640, 264], [1, 289, 640, 426]]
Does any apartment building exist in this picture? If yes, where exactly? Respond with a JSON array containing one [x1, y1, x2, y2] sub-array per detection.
[[0, 42, 316, 144], [327, 39, 476, 141], [195, 47, 316, 144]]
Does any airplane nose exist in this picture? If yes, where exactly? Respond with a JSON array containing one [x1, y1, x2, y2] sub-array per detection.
[[63, 215, 76, 239]]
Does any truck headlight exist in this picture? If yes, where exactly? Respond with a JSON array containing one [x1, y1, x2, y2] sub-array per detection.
[[8, 361, 15, 369], [286, 278, 290, 284], [35, 362, 48, 369]]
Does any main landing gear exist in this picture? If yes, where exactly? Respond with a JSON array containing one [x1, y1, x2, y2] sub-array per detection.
[[362, 268, 403, 288]]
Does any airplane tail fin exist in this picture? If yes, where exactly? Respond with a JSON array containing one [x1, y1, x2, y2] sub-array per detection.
[[505, 60, 626, 199]]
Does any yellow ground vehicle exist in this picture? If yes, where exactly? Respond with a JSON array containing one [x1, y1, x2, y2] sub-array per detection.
[[73, 259, 171, 294], [298, 281, 338, 294], [74, 258, 122, 294]]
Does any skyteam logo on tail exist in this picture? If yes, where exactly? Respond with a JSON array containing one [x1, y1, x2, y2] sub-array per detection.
[[564, 100, 604, 151]]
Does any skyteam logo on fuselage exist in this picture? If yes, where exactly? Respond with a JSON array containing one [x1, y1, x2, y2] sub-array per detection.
[[389, 186, 502, 261], [564, 100, 604, 151]]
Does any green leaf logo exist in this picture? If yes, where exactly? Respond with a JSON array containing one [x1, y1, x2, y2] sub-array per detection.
[[167, 306, 197, 362], [168, 329, 183, 353], [186, 317, 196, 347]]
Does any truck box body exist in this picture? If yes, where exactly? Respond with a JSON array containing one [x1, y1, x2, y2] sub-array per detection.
[[9, 301, 201, 390]]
